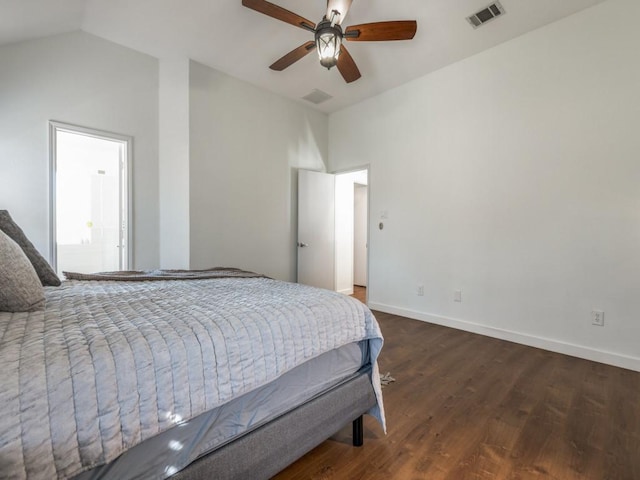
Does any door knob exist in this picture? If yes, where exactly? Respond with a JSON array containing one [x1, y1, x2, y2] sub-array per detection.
[[298, 242, 309, 248]]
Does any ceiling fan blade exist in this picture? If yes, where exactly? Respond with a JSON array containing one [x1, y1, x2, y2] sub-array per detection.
[[326, 0, 353, 25], [345, 20, 417, 41], [336, 45, 361, 83], [242, 0, 315, 31], [270, 41, 316, 71]]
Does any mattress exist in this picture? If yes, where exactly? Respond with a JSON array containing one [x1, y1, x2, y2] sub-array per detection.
[[0, 277, 385, 480], [74, 341, 367, 480]]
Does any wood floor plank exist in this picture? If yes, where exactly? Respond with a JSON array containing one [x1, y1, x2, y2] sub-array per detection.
[[273, 308, 640, 480]]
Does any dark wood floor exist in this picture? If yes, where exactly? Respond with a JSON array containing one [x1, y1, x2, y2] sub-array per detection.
[[351, 285, 367, 304], [274, 289, 640, 479]]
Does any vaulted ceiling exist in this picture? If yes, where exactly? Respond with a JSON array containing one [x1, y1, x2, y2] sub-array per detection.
[[1, 0, 606, 112]]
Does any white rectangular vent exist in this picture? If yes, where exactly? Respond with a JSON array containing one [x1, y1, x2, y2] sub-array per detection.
[[467, 1, 505, 28], [302, 89, 333, 105]]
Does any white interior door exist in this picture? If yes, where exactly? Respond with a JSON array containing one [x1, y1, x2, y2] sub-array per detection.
[[297, 170, 335, 290]]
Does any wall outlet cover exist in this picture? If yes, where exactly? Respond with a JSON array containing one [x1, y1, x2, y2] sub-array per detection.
[[592, 310, 604, 326]]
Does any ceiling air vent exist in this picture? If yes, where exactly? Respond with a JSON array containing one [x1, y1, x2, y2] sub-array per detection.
[[467, 1, 505, 28], [302, 89, 333, 105]]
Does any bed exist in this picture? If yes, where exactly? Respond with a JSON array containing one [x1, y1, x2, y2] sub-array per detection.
[[0, 272, 385, 480]]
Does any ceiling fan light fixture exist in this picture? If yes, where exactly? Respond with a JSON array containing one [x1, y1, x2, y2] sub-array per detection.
[[315, 20, 342, 69], [242, 0, 417, 83]]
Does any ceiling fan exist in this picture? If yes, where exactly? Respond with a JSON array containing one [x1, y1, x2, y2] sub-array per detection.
[[242, 0, 417, 83]]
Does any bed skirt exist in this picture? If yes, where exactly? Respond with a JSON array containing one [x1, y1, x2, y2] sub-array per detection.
[[171, 369, 377, 480]]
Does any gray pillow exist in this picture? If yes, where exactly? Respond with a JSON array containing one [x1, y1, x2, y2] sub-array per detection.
[[0, 229, 46, 312], [0, 210, 61, 286]]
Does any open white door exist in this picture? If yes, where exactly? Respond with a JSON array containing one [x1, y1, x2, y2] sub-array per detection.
[[297, 170, 335, 290]]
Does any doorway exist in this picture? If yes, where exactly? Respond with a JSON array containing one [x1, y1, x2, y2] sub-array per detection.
[[49, 122, 131, 275], [334, 169, 368, 296], [297, 168, 368, 299]]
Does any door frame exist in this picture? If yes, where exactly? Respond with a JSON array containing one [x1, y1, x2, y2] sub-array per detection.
[[331, 164, 370, 304], [48, 120, 133, 272]]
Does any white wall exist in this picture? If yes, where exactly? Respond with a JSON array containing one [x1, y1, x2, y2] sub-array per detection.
[[329, 0, 640, 370], [189, 61, 328, 281], [0, 31, 159, 269], [335, 174, 355, 294], [354, 184, 368, 287], [159, 57, 190, 269]]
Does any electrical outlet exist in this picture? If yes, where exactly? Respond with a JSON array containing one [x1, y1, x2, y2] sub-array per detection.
[[454, 290, 462, 303], [592, 310, 604, 326], [417, 284, 424, 296]]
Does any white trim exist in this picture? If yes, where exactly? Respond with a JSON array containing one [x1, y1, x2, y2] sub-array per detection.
[[365, 166, 370, 305], [368, 302, 640, 372], [331, 164, 370, 176], [338, 288, 354, 295], [48, 124, 58, 265], [49, 121, 133, 271]]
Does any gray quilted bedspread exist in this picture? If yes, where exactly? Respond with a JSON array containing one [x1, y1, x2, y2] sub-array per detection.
[[0, 278, 384, 480]]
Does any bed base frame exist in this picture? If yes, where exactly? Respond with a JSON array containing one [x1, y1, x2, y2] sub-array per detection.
[[172, 370, 376, 480]]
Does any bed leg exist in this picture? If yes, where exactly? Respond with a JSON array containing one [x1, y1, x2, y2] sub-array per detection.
[[352, 415, 364, 447]]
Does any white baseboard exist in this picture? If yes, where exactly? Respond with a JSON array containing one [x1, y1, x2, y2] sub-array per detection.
[[368, 302, 640, 373], [338, 288, 354, 295]]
